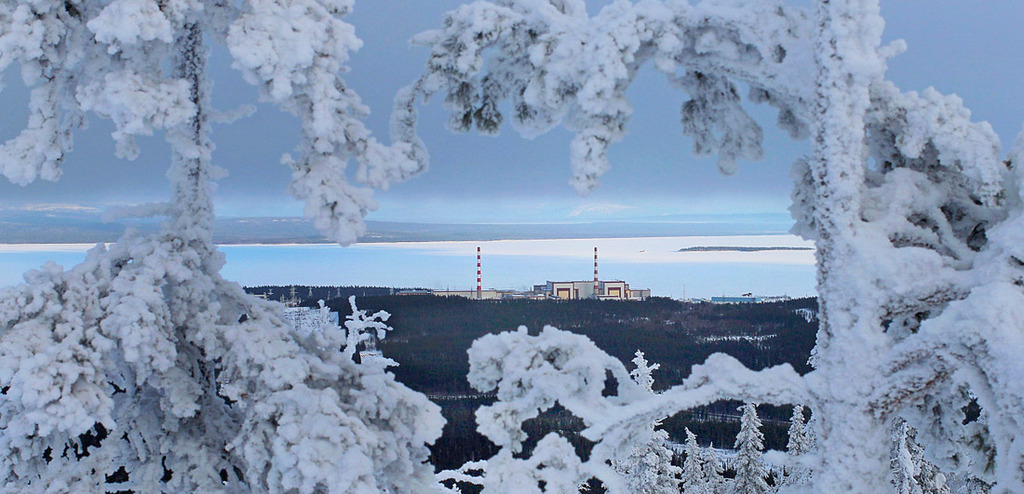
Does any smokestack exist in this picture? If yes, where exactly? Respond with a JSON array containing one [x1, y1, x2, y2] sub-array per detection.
[[477, 246, 482, 299], [594, 247, 599, 297]]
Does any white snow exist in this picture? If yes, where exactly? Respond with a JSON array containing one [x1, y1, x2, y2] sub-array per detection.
[[359, 234, 816, 265]]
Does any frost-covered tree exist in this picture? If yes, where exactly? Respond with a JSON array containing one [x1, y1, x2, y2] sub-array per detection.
[[615, 427, 680, 494], [630, 350, 659, 394], [0, 0, 441, 491], [613, 351, 681, 493], [1, 0, 425, 244], [681, 428, 705, 494], [341, 295, 390, 358], [701, 442, 726, 494], [802, 1, 1016, 489], [731, 403, 769, 494], [441, 325, 794, 493], [782, 404, 811, 486], [785, 405, 810, 456], [681, 428, 720, 494], [398, 0, 1024, 491]]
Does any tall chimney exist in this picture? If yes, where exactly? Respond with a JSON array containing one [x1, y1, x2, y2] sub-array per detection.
[[477, 246, 482, 299], [594, 247, 599, 297]]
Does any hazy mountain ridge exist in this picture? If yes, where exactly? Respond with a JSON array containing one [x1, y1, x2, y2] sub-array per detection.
[[0, 210, 795, 244]]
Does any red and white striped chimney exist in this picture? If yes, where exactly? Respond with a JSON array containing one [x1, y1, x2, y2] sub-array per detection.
[[594, 247, 599, 297], [477, 247, 482, 299]]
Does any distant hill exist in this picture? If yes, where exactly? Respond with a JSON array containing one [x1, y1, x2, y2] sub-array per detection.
[[1, 209, 794, 244], [677, 246, 813, 252]]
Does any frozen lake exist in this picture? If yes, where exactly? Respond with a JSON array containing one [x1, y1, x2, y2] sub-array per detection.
[[0, 235, 817, 299]]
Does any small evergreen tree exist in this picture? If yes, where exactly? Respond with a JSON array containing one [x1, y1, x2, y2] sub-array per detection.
[[704, 444, 729, 491], [787, 405, 811, 456], [630, 350, 660, 393], [783, 404, 812, 486], [616, 427, 682, 494], [702, 442, 727, 494], [614, 351, 681, 493], [681, 428, 710, 494], [732, 403, 770, 494]]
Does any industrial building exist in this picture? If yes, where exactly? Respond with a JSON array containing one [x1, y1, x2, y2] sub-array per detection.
[[433, 246, 650, 301], [532, 280, 650, 301], [533, 248, 649, 300], [710, 296, 763, 304]]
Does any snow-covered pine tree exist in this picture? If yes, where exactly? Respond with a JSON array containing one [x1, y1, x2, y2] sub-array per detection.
[[630, 350, 660, 394], [786, 405, 810, 456], [399, 0, 1024, 491], [782, 404, 811, 486], [731, 403, 769, 494], [613, 351, 681, 494], [0, 1, 441, 491], [702, 442, 727, 494], [681, 428, 710, 494], [615, 427, 681, 494]]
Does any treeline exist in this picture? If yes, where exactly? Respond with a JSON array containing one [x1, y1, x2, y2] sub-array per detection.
[[244, 284, 428, 303]]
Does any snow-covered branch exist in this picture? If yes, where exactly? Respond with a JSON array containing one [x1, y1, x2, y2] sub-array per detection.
[[458, 325, 806, 492], [227, 0, 427, 244], [587, 352, 807, 443], [397, 0, 814, 193]]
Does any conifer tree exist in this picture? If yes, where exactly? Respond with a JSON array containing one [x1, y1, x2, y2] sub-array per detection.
[[786, 405, 811, 456], [702, 443, 727, 494], [614, 351, 681, 494], [731, 403, 769, 494], [630, 350, 660, 394], [782, 404, 812, 486], [681, 428, 710, 494], [616, 427, 681, 494]]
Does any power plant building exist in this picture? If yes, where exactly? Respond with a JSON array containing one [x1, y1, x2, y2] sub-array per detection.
[[533, 280, 649, 301], [710, 296, 763, 304], [433, 246, 651, 300]]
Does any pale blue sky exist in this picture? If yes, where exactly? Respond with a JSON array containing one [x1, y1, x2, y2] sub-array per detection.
[[1, 1, 1022, 225]]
